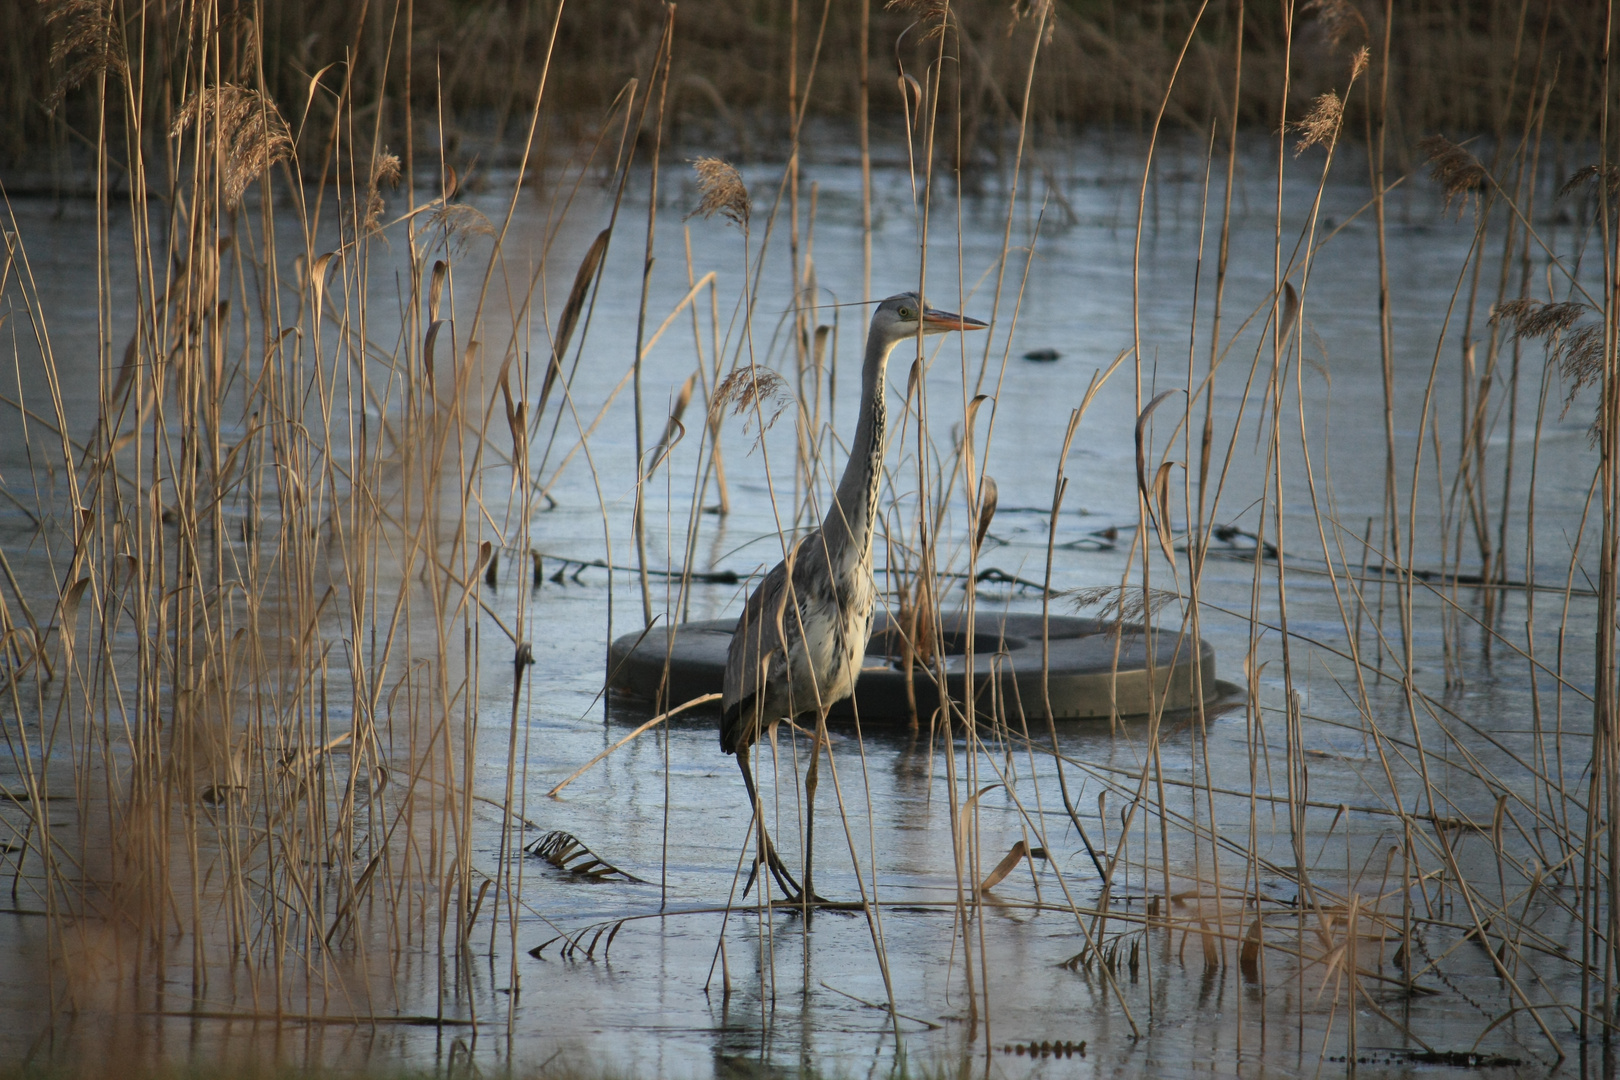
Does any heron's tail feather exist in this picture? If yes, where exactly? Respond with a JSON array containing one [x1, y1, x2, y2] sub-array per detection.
[[719, 696, 753, 755]]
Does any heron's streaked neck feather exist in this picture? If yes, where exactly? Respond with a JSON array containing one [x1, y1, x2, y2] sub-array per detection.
[[823, 326, 894, 561]]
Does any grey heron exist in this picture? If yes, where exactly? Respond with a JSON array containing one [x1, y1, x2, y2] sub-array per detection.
[[720, 291, 987, 902]]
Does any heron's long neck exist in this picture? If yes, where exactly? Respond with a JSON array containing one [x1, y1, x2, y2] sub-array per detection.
[[822, 332, 892, 561]]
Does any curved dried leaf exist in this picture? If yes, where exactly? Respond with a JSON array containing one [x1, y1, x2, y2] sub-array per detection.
[[310, 251, 339, 314], [300, 62, 340, 135], [897, 73, 925, 128], [424, 319, 449, 390], [1279, 281, 1300, 347], [429, 259, 448, 323], [1152, 460, 1177, 564], [1134, 389, 1181, 503], [525, 830, 649, 884], [955, 783, 1002, 869], [1240, 917, 1263, 981], [974, 474, 999, 554], [979, 839, 1049, 892], [56, 576, 91, 669], [552, 230, 609, 370], [962, 393, 991, 483], [649, 373, 696, 477]]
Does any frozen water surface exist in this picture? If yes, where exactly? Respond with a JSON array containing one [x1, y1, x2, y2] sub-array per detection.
[[0, 136, 1608, 1077]]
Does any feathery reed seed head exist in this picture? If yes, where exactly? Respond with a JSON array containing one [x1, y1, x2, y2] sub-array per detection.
[[43, 0, 127, 109], [1559, 163, 1620, 202], [1494, 298, 1586, 340], [171, 84, 293, 205], [428, 202, 496, 254], [371, 150, 402, 188], [363, 149, 402, 236], [1553, 325, 1608, 442], [1009, 0, 1055, 29], [1493, 298, 1609, 442], [887, 0, 950, 17], [1068, 584, 1181, 629], [887, 0, 951, 39], [689, 158, 750, 227], [1421, 135, 1488, 217], [1305, 0, 1368, 47], [1291, 92, 1343, 155], [710, 366, 790, 438]]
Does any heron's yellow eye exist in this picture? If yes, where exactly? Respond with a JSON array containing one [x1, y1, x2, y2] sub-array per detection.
[[898, 306, 915, 320]]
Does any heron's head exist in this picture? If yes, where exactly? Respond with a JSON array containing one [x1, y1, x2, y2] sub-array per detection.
[[870, 292, 987, 349]]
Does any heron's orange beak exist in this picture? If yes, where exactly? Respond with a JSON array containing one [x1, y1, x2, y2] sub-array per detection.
[[922, 307, 988, 332]]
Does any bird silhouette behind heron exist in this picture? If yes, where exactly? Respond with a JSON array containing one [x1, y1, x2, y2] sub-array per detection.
[[720, 291, 986, 903]]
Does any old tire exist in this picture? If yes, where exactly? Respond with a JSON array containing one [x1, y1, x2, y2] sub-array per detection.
[[606, 611, 1217, 721]]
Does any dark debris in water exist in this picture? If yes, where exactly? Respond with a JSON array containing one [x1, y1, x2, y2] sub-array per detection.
[[1326, 1050, 1522, 1068], [525, 829, 649, 884], [1003, 1039, 1085, 1058]]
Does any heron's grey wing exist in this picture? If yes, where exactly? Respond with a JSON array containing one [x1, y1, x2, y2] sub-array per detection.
[[722, 556, 792, 713]]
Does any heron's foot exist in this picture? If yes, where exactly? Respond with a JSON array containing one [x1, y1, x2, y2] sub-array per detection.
[[740, 852, 802, 901], [740, 867, 833, 907], [765, 846, 834, 904], [739, 840, 826, 904]]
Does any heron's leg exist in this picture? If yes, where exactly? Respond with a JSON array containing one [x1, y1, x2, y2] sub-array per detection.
[[801, 711, 827, 905], [736, 750, 803, 901]]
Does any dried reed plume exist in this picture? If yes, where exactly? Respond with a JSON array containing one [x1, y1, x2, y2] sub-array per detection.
[[363, 148, 402, 236], [1009, 0, 1055, 25], [887, 0, 952, 41], [1304, 0, 1368, 47], [1492, 298, 1586, 340], [171, 84, 293, 205], [1558, 163, 1620, 202], [1291, 92, 1343, 155], [1420, 134, 1488, 217], [886, 0, 950, 19], [710, 365, 791, 439], [689, 158, 750, 227], [1067, 584, 1182, 629], [428, 202, 496, 253], [43, 0, 127, 109], [1350, 45, 1370, 80], [1494, 298, 1608, 441], [1550, 326, 1608, 439]]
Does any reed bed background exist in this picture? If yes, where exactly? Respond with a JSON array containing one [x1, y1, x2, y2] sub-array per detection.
[[0, 0, 1618, 1075], [3, 2, 1615, 185]]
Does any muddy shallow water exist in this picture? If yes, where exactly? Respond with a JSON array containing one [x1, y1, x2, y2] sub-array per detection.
[[0, 135, 1609, 1077]]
